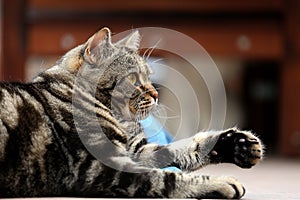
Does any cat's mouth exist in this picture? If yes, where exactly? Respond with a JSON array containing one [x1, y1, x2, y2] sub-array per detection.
[[129, 93, 158, 120]]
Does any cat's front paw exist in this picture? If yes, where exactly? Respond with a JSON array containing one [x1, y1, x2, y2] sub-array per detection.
[[198, 176, 245, 199], [209, 128, 263, 168]]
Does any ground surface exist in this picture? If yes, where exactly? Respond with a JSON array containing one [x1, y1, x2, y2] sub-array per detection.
[[198, 156, 300, 200]]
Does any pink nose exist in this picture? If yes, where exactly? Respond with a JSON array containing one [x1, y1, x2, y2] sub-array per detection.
[[150, 89, 158, 100], [143, 84, 158, 100]]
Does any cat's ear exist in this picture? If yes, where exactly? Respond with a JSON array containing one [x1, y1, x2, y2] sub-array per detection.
[[85, 27, 112, 63], [115, 30, 141, 51]]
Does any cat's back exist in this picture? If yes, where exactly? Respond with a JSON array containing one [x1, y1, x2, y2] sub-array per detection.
[[0, 78, 76, 196], [0, 81, 49, 132]]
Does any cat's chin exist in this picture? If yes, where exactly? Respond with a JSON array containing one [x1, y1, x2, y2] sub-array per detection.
[[129, 107, 152, 121], [129, 109, 148, 121]]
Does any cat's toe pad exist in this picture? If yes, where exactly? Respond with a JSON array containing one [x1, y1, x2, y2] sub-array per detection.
[[210, 128, 263, 168], [234, 132, 263, 167]]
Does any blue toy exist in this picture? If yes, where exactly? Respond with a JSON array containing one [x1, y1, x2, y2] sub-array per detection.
[[140, 115, 181, 172]]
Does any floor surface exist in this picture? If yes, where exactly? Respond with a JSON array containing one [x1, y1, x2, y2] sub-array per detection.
[[197, 156, 300, 199]]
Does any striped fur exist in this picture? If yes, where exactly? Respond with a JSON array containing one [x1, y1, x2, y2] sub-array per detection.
[[0, 27, 263, 198]]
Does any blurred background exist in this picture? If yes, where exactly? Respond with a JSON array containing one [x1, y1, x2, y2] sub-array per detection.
[[1, 0, 300, 158]]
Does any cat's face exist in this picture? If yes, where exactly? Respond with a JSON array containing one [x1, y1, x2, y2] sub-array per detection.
[[80, 28, 158, 120]]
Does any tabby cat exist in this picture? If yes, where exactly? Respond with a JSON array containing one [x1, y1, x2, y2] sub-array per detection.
[[0, 27, 263, 198]]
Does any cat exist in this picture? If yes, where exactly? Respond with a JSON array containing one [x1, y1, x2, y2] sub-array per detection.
[[0, 27, 263, 198]]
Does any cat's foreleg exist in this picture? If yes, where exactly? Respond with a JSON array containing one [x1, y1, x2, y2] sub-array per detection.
[[104, 169, 246, 199], [171, 127, 264, 171], [132, 128, 263, 171]]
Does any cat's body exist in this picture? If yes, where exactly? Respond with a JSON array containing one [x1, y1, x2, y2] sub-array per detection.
[[0, 28, 263, 198]]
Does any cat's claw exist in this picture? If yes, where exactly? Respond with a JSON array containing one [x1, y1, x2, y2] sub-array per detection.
[[217, 176, 246, 199], [196, 176, 245, 199]]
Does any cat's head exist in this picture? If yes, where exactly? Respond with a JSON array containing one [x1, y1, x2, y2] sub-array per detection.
[[64, 27, 158, 120]]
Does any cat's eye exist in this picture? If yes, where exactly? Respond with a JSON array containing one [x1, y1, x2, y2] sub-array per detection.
[[127, 73, 138, 84]]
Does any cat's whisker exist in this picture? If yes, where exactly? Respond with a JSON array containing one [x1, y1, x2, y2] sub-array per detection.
[[155, 103, 177, 113], [142, 48, 152, 59], [143, 39, 161, 60], [148, 58, 164, 65], [146, 39, 161, 60], [150, 104, 180, 120], [152, 112, 180, 120]]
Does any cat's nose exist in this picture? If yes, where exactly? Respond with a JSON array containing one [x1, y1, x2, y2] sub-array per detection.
[[142, 84, 158, 101], [150, 89, 158, 101]]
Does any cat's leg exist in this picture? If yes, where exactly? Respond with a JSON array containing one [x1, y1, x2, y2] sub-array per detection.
[[125, 170, 246, 199], [164, 172, 246, 199], [171, 127, 263, 171], [131, 128, 263, 171], [82, 164, 245, 199]]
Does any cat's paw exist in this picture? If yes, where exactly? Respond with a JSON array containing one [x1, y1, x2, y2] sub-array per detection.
[[209, 128, 263, 168], [199, 176, 245, 199]]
